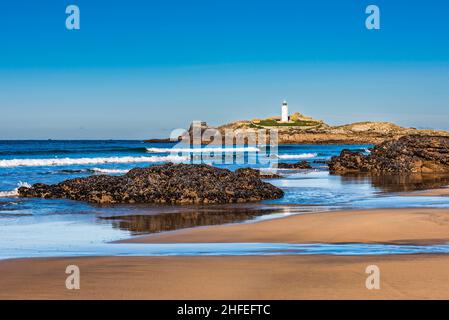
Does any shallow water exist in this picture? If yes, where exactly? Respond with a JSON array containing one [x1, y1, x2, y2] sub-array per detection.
[[2, 242, 449, 260], [2, 140, 449, 259], [100, 204, 323, 235]]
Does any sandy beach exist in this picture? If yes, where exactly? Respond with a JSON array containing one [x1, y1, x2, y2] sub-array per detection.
[[401, 187, 449, 197], [2, 207, 449, 299], [2, 254, 449, 300], [124, 208, 449, 245]]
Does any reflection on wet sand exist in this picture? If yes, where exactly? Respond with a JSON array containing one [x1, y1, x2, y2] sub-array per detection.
[[100, 204, 314, 235], [339, 173, 449, 193], [98, 174, 449, 235]]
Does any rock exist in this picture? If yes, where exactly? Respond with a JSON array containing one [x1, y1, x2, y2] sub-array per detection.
[[277, 161, 312, 169], [18, 163, 284, 204], [260, 172, 284, 179], [329, 135, 449, 174], [329, 150, 370, 173], [235, 167, 283, 179]]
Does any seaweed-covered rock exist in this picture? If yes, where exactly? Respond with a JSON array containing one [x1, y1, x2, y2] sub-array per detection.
[[329, 135, 449, 174], [235, 167, 283, 179], [277, 161, 312, 169], [18, 163, 284, 204]]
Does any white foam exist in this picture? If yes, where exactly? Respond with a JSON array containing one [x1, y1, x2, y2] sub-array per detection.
[[0, 190, 19, 197], [276, 153, 317, 159], [0, 182, 31, 197], [91, 168, 129, 174], [146, 147, 260, 153], [0, 156, 188, 168]]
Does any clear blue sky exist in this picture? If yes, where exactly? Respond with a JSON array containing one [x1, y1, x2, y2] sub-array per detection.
[[1, 0, 448, 139]]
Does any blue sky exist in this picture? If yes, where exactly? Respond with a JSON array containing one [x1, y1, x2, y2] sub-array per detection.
[[0, 0, 448, 139]]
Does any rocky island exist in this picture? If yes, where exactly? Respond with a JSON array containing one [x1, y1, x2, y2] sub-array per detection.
[[148, 102, 449, 145], [219, 120, 449, 145], [18, 163, 284, 204]]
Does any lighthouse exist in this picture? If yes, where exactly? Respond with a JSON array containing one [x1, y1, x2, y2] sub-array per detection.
[[281, 100, 289, 122]]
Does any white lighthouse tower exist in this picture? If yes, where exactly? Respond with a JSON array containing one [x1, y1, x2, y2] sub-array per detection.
[[281, 100, 289, 122]]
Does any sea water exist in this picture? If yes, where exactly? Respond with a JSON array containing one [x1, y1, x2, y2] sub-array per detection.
[[1, 140, 449, 259]]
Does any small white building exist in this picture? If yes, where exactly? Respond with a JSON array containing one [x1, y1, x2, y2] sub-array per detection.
[[281, 100, 289, 122]]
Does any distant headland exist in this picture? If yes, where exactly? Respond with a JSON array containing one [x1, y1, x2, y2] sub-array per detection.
[[147, 100, 449, 144]]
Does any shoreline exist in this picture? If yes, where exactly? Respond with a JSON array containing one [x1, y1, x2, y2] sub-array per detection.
[[121, 207, 449, 245], [400, 187, 449, 197], [2, 207, 449, 299]]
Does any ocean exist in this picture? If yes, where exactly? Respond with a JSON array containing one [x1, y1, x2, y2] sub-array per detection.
[[2, 140, 449, 259]]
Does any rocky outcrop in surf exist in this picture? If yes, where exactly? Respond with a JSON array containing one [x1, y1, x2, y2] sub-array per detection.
[[18, 163, 284, 204], [234, 167, 283, 179], [329, 135, 449, 174], [277, 161, 312, 169]]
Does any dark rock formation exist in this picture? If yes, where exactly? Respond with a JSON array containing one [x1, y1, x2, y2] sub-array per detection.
[[329, 135, 449, 174], [235, 167, 283, 179], [18, 163, 284, 204], [277, 161, 312, 169], [313, 159, 329, 164], [329, 150, 370, 173]]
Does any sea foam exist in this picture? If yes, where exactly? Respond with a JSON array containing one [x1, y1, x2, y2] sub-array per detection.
[[146, 146, 260, 153], [0, 182, 31, 197], [0, 155, 188, 168], [276, 153, 318, 159]]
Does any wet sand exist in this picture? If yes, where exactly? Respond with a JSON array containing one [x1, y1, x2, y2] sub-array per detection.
[[2, 254, 449, 299], [400, 187, 449, 197], [124, 208, 449, 245], [3, 207, 449, 299]]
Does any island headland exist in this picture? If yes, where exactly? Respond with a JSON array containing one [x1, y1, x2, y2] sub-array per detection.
[[147, 100, 449, 144]]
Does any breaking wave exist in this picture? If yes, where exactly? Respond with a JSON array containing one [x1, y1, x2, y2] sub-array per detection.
[[146, 147, 260, 153], [276, 153, 317, 159], [0, 155, 189, 168], [0, 147, 149, 156], [0, 182, 31, 197]]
